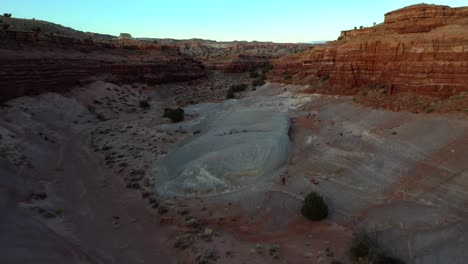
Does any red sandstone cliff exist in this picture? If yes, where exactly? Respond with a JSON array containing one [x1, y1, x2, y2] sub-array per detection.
[[0, 30, 205, 101], [271, 4, 468, 97]]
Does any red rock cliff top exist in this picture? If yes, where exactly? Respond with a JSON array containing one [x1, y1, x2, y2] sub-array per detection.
[[384, 4, 468, 33], [271, 4, 468, 98]]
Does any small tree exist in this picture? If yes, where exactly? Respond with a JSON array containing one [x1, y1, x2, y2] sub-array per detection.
[[250, 70, 259, 78], [359, 25, 364, 29], [373, 22, 377, 26], [139, 100, 150, 109], [163, 108, 184, 123], [301, 192, 328, 221], [226, 89, 235, 99], [3, 13, 12, 18]]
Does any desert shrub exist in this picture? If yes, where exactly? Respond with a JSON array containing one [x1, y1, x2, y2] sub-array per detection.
[[139, 100, 151, 109], [337, 36, 343, 41], [31, 26, 41, 33], [284, 73, 292, 80], [226, 89, 235, 99], [252, 78, 266, 87], [426, 106, 436, 113], [55, 208, 64, 215], [163, 107, 184, 123], [225, 84, 247, 100], [320, 75, 330, 82], [2, 23, 10, 30], [301, 191, 328, 221], [3, 13, 12, 18], [250, 71, 259, 78], [350, 232, 405, 264], [230, 84, 248, 93]]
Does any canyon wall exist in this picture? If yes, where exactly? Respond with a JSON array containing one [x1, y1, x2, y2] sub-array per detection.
[[0, 31, 205, 101], [271, 4, 468, 97], [152, 39, 312, 73]]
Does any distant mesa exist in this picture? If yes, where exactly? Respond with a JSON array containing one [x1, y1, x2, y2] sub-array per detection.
[[119, 33, 133, 40]]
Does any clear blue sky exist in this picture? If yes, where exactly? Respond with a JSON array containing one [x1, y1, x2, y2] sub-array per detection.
[[2, 0, 466, 42]]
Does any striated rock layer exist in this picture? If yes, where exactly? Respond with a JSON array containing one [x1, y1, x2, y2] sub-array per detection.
[[0, 31, 205, 101], [145, 39, 312, 73], [271, 4, 468, 97]]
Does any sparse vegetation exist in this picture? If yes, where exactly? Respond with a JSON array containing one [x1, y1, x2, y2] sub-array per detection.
[[250, 70, 259, 78], [301, 191, 328, 221], [320, 75, 330, 82], [163, 107, 184, 123], [284, 72, 292, 80], [337, 36, 344, 41], [226, 89, 236, 99], [252, 79, 262, 87], [2, 23, 10, 30], [350, 232, 405, 264], [226, 84, 248, 99], [3, 13, 12, 18], [31, 26, 41, 33], [252, 76, 266, 87], [230, 84, 248, 93], [139, 100, 151, 109], [426, 106, 436, 113]]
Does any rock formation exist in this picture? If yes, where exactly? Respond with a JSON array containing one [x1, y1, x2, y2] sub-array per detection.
[[0, 30, 205, 101], [142, 39, 312, 73], [271, 4, 468, 97]]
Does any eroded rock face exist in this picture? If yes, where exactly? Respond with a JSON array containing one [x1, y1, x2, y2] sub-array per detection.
[[0, 31, 206, 101], [384, 4, 468, 34], [166, 40, 312, 73], [271, 4, 468, 97]]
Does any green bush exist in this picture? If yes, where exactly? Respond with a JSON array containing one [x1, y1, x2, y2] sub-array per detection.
[[301, 191, 328, 221], [350, 232, 405, 264], [252, 78, 266, 87], [3, 13, 12, 18], [139, 100, 151, 109], [320, 75, 330, 82], [163, 107, 184, 123], [226, 89, 235, 99], [230, 84, 248, 93], [250, 71, 259, 78], [226, 84, 248, 100]]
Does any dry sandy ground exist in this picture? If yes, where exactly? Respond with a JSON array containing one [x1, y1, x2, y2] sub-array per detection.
[[1, 74, 468, 264]]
